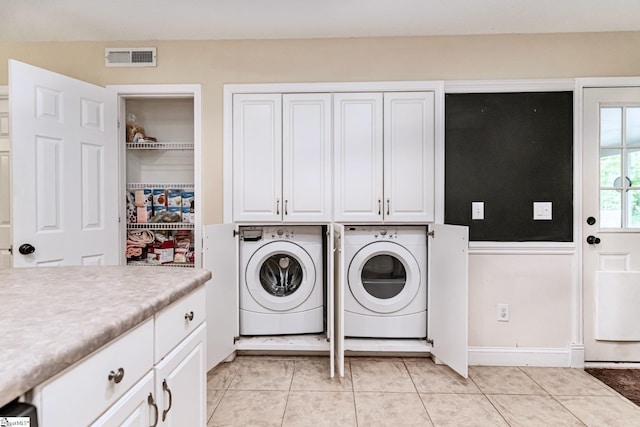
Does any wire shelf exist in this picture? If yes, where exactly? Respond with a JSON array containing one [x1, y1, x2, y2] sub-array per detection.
[[126, 142, 194, 150], [127, 183, 195, 190], [127, 223, 195, 230], [127, 260, 195, 268]]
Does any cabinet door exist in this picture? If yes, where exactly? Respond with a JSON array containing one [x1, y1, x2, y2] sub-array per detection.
[[155, 323, 207, 427], [428, 224, 468, 378], [203, 224, 238, 370], [91, 371, 155, 427], [334, 93, 383, 222], [282, 94, 332, 222], [333, 223, 345, 377], [232, 94, 282, 222], [384, 92, 435, 222]]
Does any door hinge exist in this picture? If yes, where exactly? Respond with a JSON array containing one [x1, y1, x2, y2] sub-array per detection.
[[426, 338, 434, 346], [427, 230, 435, 238], [233, 336, 240, 344], [8, 245, 12, 255], [233, 229, 239, 237]]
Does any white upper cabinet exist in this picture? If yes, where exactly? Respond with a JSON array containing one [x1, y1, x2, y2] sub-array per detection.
[[334, 93, 384, 223], [233, 93, 332, 222], [334, 92, 435, 223], [233, 94, 282, 222]]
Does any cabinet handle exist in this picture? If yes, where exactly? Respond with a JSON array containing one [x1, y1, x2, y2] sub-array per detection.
[[108, 367, 125, 384], [276, 198, 280, 215], [185, 311, 194, 321], [378, 199, 382, 215], [284, 199, 288, 216], [162, 379, 173, 421], [148, 393, 159, 427], [386, 198, 390, 216]]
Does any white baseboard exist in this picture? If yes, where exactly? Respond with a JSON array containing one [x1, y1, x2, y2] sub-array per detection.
[[469, 346, 579, 367]]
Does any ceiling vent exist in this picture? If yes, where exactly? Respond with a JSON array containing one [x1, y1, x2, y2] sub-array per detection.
[[105, 47, 157, 67]]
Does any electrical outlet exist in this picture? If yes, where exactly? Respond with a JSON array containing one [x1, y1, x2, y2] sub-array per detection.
[[472, 201, 484, 220], [497, 304, 509, 322]]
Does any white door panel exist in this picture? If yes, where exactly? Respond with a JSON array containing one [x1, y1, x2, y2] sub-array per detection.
[[204, 223, 238, 370], [9, 60, 118, 267], [429, 224, 468, 378], [583, 86, 640, 361], [0, 88, 10, 267], [333, 223, 345, 377], [334, 93, 383, 222], [327, 225, 335, 377]]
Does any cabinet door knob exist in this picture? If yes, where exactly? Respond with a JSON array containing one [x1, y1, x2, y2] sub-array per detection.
[[148, 393, 159, 427], [284, 199, 288, 216], [184, 311, 194, 321], [378, 199, 382, 215], [162, 379, 173, 421], [108, 367, 125, 384], [276, 198, 280, 215], [386, 198, 390, 216]]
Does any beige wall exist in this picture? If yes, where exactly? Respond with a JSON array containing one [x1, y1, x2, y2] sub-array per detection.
[[1, 31, 639, 355], [1, 31, 640, 225]]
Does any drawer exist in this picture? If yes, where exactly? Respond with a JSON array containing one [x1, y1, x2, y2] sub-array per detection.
[[155, 286, 205, 362], [39, 318, 154, 427]]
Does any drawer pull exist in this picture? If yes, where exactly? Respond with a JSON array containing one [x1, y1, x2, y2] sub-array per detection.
[[162, 379, 173, 421], [107, 367, 125, 384], [184, 311, 194, 321], [148, 393, 159, 427]]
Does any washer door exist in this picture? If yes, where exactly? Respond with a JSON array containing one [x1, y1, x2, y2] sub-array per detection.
[[245, 241, 316, 312], [348, 241, 421, 314]]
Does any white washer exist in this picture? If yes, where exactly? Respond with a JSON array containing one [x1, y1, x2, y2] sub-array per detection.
[[239, 225, 324, 335], [344, 226, 427, 338]]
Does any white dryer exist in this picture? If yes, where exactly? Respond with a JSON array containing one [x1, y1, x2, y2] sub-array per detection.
[[343, 226, 427, 338], [239, 225, 324, 335]]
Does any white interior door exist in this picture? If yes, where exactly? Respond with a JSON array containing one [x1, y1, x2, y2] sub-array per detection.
[[428, 223, 468, 378], [203, 223, 239, 370], [583, 86, 640, 361], [333, 223, 345, 377], [0, 87, 11, 268], [10, 60, 118, 267]]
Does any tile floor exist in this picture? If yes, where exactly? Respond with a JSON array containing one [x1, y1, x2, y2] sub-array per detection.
[[206, 355, 640, 426]]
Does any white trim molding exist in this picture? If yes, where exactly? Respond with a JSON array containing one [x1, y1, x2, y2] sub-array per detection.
[[469, 346, 574, 367], [445, 79, 575, 93]]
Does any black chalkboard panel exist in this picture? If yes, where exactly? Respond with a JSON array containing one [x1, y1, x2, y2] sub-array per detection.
[[445, 92, 573, 242]]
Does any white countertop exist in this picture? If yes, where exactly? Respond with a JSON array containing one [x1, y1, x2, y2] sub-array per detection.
[[0, 266, 211, 408]]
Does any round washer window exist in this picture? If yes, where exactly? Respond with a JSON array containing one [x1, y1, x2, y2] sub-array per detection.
[[361, 254, 406, 299], [259, 254, 303, 297]]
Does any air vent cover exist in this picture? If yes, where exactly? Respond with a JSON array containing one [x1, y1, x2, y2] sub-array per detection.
[[105, 47, 157, 67]]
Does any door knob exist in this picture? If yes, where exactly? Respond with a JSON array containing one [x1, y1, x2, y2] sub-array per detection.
[[586, 217, 596, 225], [18, 243, 36, 255], [586, 235, 601, 245]]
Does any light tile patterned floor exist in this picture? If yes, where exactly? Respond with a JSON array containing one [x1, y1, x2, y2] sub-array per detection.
[[206, 356, 640, 426]]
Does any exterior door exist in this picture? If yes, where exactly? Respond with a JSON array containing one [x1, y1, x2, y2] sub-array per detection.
[[429, 224, 468, 378], [10, 60, 118, 267], [583, 86, 640, 361], [232, 94, 282, 222], [383, 92, 435, 222], [0, 87, 10, 267], [334, 93, 383, 222]]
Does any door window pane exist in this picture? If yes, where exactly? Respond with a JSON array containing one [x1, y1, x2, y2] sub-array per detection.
[[627, 190, 640, 228], [600, 189, 622, 228], [259, 254, 303, 297], [600, 148, 621, 187], [627, 107, 640, 147], [361, 255, 406, 299], [601, 107, 622, 147], [628, 148, 640, 185]]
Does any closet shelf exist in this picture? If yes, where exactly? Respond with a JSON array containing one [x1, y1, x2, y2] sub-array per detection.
[[127, 223, 195, 230], [127, 260, 195, 268], [127, 183, 194, 190], [126, 142, 194, 150]]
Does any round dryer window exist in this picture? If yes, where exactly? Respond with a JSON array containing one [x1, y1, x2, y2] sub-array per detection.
[[245, 241, 316, 312], [348, 241, 421, 314]]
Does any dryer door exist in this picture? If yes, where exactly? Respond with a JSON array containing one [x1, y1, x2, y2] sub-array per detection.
[[348, 241, 421, 313], [245, 241, 316, 311]]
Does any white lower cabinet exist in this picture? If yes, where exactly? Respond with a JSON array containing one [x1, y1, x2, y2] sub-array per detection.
[[32, 288, 206, 427]]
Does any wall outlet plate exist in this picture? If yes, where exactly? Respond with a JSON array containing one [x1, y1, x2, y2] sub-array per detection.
[[533, 202, 552, 220], [497, 303, 509, 322], [472, 201, 484, 220]]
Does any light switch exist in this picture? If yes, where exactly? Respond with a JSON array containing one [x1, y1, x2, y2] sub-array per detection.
[[472, 201, 484, 220], [533, 202, 552, 220]]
